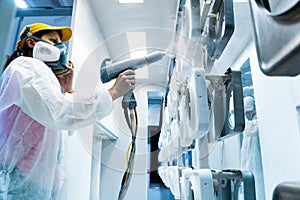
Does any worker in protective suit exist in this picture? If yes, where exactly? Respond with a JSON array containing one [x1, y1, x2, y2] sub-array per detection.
[[240, 96, 265, 199], [0, 23, 136, 199]]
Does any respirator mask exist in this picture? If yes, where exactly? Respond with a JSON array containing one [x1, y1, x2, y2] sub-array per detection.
[[32, 41, 69, 76]]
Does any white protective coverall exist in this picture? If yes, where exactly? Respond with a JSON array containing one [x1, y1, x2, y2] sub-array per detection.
[[240, 96, 265, 199], [0, 56, 113, 199]]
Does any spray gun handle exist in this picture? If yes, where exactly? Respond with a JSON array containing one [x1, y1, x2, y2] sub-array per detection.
[[122, 90, 137, 109]]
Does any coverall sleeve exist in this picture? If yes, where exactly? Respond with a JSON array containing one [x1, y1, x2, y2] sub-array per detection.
[[3, 57, 113, 131]]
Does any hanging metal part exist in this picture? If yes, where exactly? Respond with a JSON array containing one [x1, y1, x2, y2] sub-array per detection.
[[200, 0, 213, 32], [205, 68, 244, 141], [257, 0, 300, 16], [273, 182, 300, 200], [220, 68, 245, 139], [203, 0, 235, 60], [206, 73, 228, 141], [181, 169, 256, 199], [172, 0, 203, 68], [212, 170, 256, 200], [249, 0, 300, 76], [189, 0, 201, 42]]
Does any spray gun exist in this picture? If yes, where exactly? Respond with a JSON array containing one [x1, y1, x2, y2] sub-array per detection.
[[100, 51, 164, 83], [100, 51, 165, 108], [99, 51, 165, 200]]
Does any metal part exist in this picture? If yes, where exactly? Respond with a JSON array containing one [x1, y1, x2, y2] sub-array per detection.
[[180, 169, 256, 200], [206, 74, 230, 91], [188, 0, 201, 42], [206, 74, 228, 141], [258, 0, 300, 16], [200, 0, 213, 32], [181, 168, 214, 200], [204, 0, 235, 60], [206, 69, 244, 140], [180, 0, 202, 67], [241, 171, 257, 200], [212, 169, 256, 200], [220, 69, 245, 139], [249, 0, 300, 76], [273, 182, 300, 200]]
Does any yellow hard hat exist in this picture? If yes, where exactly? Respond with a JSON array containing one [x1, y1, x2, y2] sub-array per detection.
[[17, 23, 72, 50]]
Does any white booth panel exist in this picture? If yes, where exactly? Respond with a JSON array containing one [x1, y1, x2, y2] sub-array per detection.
[[250, 44, 300, 200], [67, 0, 109, 199]]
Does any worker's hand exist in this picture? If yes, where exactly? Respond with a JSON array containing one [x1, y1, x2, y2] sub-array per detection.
[[57, 61, 75, 93], [109, 70, 136, 100]]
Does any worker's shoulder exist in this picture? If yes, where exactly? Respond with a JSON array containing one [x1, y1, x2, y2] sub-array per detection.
[[11, 56, 44, 68], [9, 56, 50, 75]]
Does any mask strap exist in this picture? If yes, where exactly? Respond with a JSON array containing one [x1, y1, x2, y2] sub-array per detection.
[[27, 33, 43, 42], [20, 25, 44, 43], [20, 26, 30, 39]]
